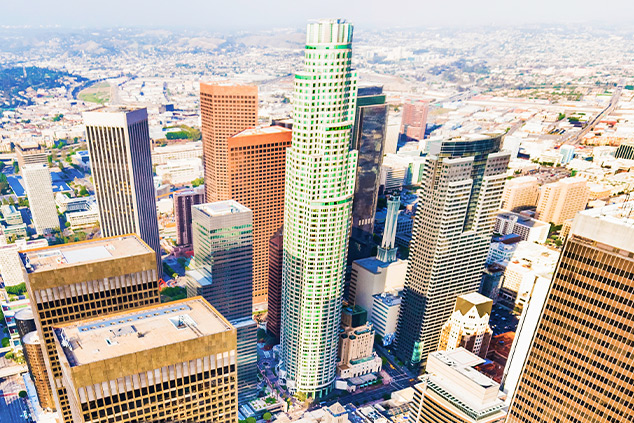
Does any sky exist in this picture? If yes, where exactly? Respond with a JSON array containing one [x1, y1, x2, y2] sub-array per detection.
[[2, 0, 634, 30]]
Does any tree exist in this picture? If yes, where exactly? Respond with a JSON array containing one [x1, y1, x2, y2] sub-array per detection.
[[18, 390, 27, 398], [192, 177, 204, 187], [65, 222, 71, 228], [79, 186, 89, 197], [1, 338, 9, 348], [48, 155, 53, 166], [12, 161, 18, 173], [263, 412, 272, 421], [246, 418, 256, 423]]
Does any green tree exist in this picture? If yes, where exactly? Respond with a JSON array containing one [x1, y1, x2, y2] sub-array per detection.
[[18, 391, 27, 398], [48, 155, 53, 166], [192, 177, 204, 187], [13, 161, 18, 173], [246, 417, 256, 423], [65, 222, 71, 228], [263, 412, 272, 421], [1, 338, 9, 348], [79, 186, 89, 196]]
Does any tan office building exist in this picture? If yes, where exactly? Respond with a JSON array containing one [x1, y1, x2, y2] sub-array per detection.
[[535, 177, 589, 225], [501, 176, 539, 212], [53, 297, 237, 423], [22, 235, 160, 422], [508, 203, 634, 422]]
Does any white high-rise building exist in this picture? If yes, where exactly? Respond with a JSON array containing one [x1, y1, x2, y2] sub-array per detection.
[[0, 239, 48, 286], [281, 19, 358, 398], [83, 107, 162, 274], [395, 134, 510, 369], [22, 164, 59, 235]]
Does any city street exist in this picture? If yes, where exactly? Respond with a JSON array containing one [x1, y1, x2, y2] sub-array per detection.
[[0, 375, 29, 423]]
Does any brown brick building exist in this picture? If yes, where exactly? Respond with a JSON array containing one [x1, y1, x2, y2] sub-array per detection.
[[53, 297, 238, 423], [21, 235, 160, 422], [508, 204, 634, 422]]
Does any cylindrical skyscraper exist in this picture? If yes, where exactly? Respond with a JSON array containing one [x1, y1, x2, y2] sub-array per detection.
[[281, 19, 358, 398]]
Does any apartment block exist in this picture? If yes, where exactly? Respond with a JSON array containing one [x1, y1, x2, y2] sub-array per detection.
[[535, 176, 589, 225]]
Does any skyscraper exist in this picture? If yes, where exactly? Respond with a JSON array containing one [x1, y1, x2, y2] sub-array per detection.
[[185, 201, 257, 397], [83, 107, 162, 274], [174, 187, 205, 246], [507, 203, 634, 422], [399, 100, 429, 146], [227, 126, 291, 305], [535, 176, 589, 225], [395, 134, 510, 369], [21, 235, 160, 422], [281, 19, 358, 398], [53, 297, 238, 423], [22, 164, 59, 235], [267, 228, 284, 340], [199, 83, 258, 203], [200, 84, 290, 306], [349, 86, 388, 258]]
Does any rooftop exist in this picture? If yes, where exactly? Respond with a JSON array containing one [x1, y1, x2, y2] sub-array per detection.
[[54, 297, 232, 367], [571, 201, 634, 252], [20, 235, 153, 273], [233, 126, 291, 137], [193, 200, 251, 218]]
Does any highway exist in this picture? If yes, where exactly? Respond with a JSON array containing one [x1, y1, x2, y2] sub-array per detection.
[[562, 83, 624, 146]]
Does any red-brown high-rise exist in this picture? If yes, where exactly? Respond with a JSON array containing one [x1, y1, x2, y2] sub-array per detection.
[[200, 85, 291, 306], [200, 83, 258, 203], [227, 127, 291, 305]]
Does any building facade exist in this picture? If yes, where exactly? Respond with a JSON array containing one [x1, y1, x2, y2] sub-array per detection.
[[437, 293, 493, 358], [227, 126, 291, 305], [199, 83, 258, 203], [0, 239, 48, 286], [410, 349, 507, 423], [349, 86, 388, 254], [22, 235, 160, 422], [337, 306, 382, 379], [185, 201, 257, 396], [281, 19, 358, 398], [53, 298, 238, 423], [507, 203, 634, 422], [399, 100, 429, 145], [22, 164, 59, 235], [535, 176, 589, 225], [494, 211, 550, 244], [174, 187, 205, 246], [23, 331, 56, 410], [83, 107, 162, 274], [500, 176, 539, 212], [395, 134, 510, 369], [267, 228, 283, 340]]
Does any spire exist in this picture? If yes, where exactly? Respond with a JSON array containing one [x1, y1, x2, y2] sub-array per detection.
[[377, 193, 400, 263]]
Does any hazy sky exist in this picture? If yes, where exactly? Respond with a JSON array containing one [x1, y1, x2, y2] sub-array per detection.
[[2, 0, 634, 30]]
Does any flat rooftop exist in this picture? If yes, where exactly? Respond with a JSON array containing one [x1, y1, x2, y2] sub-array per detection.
[[233, 126, 291, 137], [54, 298, 232, 367], [571, 201, 634, 252], [21, 235, 153, 273], [193, 200, 251, 217]]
